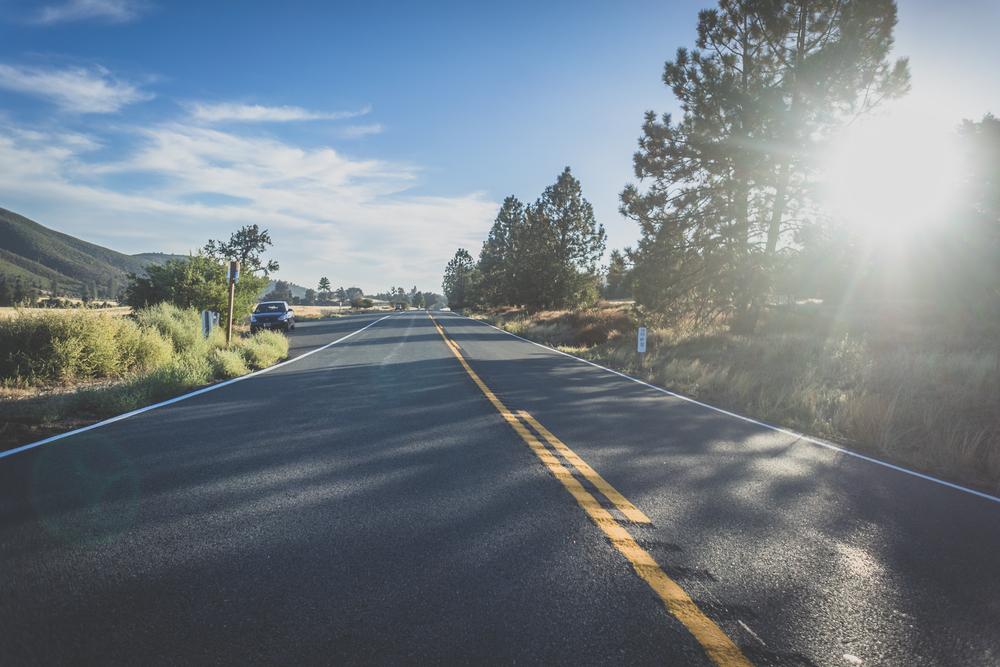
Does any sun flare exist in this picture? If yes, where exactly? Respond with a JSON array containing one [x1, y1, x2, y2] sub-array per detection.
[[823, 112, 962, 242]]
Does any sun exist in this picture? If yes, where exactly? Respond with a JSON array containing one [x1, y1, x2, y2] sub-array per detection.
[[821, 111, 962, 243]]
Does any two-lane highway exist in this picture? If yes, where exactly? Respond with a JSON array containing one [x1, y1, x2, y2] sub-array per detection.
[[2, 311, 999, 665]]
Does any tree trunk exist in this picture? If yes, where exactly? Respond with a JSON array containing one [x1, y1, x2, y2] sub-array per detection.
[[745, 1, 808, 333], [730, 12, 759, 335]]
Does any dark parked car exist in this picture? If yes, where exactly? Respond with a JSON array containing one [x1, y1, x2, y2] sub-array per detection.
[[250, 301, 296, 333]]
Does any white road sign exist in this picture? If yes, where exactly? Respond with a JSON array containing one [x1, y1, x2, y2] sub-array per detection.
[[637, 326, 647, 354]]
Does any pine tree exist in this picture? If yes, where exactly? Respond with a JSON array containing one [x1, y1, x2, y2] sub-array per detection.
[[604, 249, 631, 299], [442, 249, 480, 311], [521, 167, 606, 310], [318, 277, 331, 296], [622, 0, 909, 330], [478, 196, 527, 307]]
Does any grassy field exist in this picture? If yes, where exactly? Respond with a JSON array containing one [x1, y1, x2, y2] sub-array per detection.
[[482, 303, 1000, 494], [290, 305, 351, 320], [0, 305, 131, 319], [0, 304, 289, 450]]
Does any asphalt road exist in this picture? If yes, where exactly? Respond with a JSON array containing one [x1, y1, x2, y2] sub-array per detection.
[[2, 311, 999, 665]]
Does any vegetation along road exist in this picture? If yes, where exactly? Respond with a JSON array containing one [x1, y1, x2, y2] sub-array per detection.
[[2, 312, 999, 665]]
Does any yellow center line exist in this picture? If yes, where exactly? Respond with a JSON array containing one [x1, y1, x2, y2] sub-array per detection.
[[427, 313, 752, 667], [516, 409, 651, 524]]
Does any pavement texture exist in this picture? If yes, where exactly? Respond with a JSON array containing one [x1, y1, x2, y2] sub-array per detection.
[[1, 311, 999, 665]]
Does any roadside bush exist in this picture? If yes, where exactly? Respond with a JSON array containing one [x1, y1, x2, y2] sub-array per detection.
[[237, 330, 288, 370], [133, 302, 206, 353], [0, 310, 169, 384], [211, 348, 250, 378], [114, 321, 174, 373]]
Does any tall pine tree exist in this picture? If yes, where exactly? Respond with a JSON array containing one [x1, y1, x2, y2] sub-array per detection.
[[520, 167, 606, 310], [442, 248, 480, 311], [622, 0, 909, 330], [478, 196, 527, 307]]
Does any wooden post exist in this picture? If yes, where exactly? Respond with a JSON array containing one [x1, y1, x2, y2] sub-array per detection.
[[225, 260, 239, 347]]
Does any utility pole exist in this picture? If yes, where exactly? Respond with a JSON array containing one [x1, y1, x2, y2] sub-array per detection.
[[225, 260, 239, 347]]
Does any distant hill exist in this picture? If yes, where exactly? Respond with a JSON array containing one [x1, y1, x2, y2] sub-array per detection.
[[0, 207, 184, 298], [131, 252, 190, 265]]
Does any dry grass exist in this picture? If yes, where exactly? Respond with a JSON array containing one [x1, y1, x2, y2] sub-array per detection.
[[483, 304, 1000, 494], [290, 305, 351, 320], [0, 306, 131, 319]]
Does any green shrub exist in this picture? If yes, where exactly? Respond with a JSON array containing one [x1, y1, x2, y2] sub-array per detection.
[[0, 311, 172, 384], [211, 348, 250, 378], [114, 320, 174, 373], [146, 354, 215, 394], [236, 330, 289, 370], [132, 302, 205, 354]]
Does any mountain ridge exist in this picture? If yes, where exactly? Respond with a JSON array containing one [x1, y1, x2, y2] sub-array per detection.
[[0, 207, 185, 298]]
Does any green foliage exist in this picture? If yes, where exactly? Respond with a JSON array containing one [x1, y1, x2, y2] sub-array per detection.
[[0, 274, 34, 306], [478, 196, 527, 307], [0, 311, 170, 383], [203, 224, 279, 275], [124, 255, 267, 319], [442, 248, 481, 310], [133, 302, 207, 353], [211, 348, 251, 378], [603, 249, 631, 299], [454, 168, 605, 311], [622, 0, 909, 331], [522, 167, 605, 309], [237, 330, 288, 369], [112, 321, 174, 374]]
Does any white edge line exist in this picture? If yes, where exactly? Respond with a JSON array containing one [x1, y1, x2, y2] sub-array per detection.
[[0, 314, 393, 461], [446, 313, 1000, 506]]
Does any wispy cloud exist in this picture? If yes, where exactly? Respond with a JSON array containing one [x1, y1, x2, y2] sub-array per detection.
[[32, 0, 150, 24], [0, 63, 151, 113], [0, 118, 494, 288], [188, 102, 371, 124], [341, 123, 384, 138]]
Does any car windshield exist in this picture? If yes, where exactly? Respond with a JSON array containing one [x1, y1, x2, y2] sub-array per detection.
[[254, 303, 286, 314]]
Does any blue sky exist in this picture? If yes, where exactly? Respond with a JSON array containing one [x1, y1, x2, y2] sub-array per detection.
[[0, 0, 997, 292]]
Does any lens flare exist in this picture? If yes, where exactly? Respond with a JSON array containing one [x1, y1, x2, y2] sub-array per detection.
[[822, 113, 962, 243]]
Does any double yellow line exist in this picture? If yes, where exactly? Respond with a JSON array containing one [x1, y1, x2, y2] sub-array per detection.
[[429, 313, 751, 667]]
